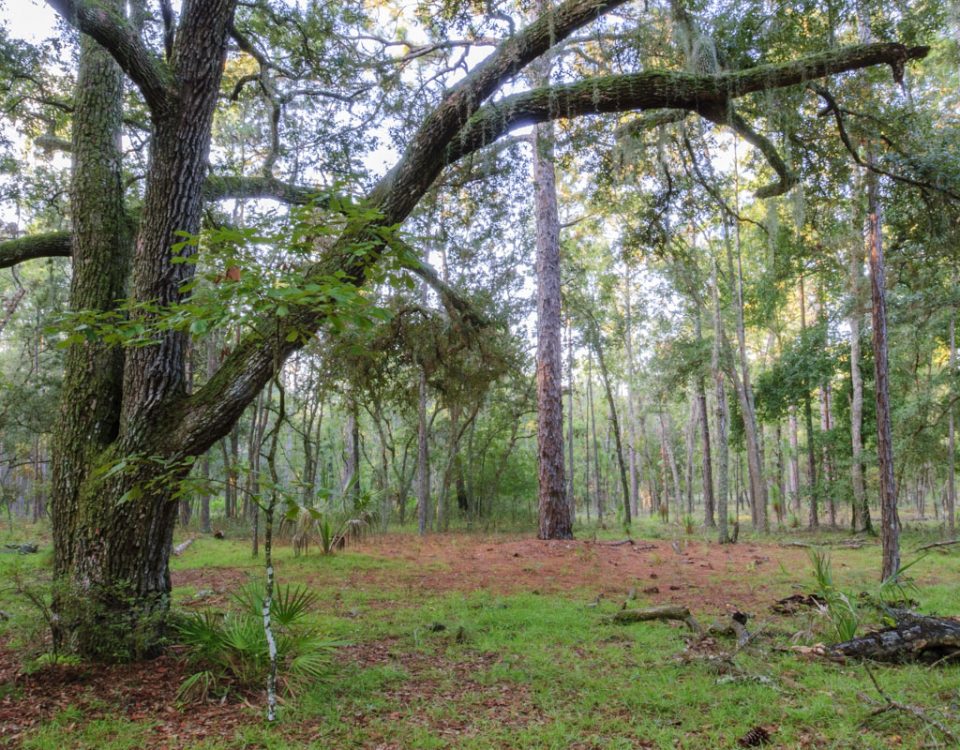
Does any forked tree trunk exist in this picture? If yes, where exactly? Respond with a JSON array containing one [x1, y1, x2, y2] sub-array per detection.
[[50, 0, 236, 657], [38, 0, 923, 658]]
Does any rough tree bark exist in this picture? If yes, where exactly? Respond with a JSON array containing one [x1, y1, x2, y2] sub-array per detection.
[[867, 171, 900, 581], [48, 0, 131, 655], [532, 0, 572, 539]]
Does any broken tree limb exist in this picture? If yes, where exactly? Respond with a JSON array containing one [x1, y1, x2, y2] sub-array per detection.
[[914, 538, 959, 553], [610, 605, 703, 634], [706, 613, 753, 649], [828, 611, 960, 664]]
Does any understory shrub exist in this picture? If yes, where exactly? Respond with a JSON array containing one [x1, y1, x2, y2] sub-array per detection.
[[174, 581, 337, 702]]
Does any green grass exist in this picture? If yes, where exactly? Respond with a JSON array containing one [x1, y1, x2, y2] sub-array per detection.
[[20, 705, 155, 750], [3, 524, 959, 748]]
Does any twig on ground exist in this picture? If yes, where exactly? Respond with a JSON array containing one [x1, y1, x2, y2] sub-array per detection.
[[859, 664, 959, 744]]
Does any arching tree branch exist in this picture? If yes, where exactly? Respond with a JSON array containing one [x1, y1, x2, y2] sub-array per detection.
[[44, 0, 174, 115], [443, 43, 928, 167], [700, 105, 798, 198]]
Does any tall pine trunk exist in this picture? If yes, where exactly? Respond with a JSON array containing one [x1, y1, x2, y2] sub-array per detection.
[[532, 3, 571, 539]]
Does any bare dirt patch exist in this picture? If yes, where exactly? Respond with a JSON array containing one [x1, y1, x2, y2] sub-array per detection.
[[333, 534, 814, 614]]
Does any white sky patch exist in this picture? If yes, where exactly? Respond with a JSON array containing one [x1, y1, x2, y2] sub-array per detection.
[[4, 2, 59, 42]]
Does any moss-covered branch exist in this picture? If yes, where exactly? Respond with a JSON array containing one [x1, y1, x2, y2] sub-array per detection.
[[201, 175, 329, 205], [444, 42, 929, 167], [0, 232, 72, 269]]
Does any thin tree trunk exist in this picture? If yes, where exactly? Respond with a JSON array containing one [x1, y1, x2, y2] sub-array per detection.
[[712, 259, 730, 543], [588, 317, 632, 526], [788, 406, 801, 517], [849, 227, 871, 532], [658, 410, 683, 519], [866, 170, 900, 580], [624, 276, 641, 518], [583, 375, 591, 523], [948, 305, 957, 537], [774, 421, 785, 526], [695, 307, 715, 527], [723, 218, 768, 532], [800, 278, 820, 529], [417, 365, 430, 536], [820, 381, 836, 527], [639, 411, 659, 515], [567, 319, 576, 517], [684, 393, 696, 515], [588, 353, 603, 524]]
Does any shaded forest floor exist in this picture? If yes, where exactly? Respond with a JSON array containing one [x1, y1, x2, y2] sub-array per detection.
[[1, 522, 959, 749]]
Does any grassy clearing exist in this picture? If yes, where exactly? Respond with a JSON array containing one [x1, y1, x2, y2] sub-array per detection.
[[2, 523, 958, 749]]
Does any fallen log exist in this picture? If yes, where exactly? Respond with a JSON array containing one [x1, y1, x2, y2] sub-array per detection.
[[828, 611, 960, 664], [610, 605, 702, 634], [1, 543, 38, 554], [173, 537, 195, 556]]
